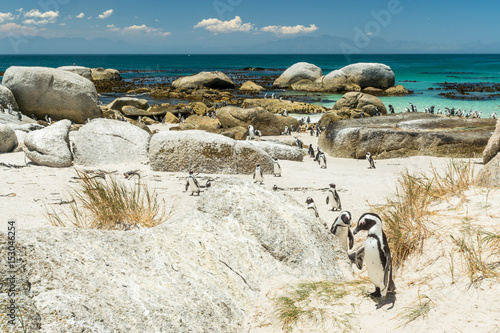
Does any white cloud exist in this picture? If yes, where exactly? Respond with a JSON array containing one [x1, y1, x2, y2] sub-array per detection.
[[261, 24, 318, 36], [76, 13, 85, 19], [59, 23, 66, 26], [107, 24, 171, 37], [0, 12, 15, 23], [23, 19, 50, 25], [98, 9, 113, 19], [0, 22, 37, 36], [194, 16, 253, 34], [24, 9, 59, 21]]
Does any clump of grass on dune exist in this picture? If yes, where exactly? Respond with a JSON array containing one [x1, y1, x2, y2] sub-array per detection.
[[273, 280, 366, 332], [374, 160, 476, 268], [45, 169, 169, 230], [396, 294, 434, 328]]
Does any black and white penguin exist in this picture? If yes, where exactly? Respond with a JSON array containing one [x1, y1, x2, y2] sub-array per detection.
[[366, 152, 376, 169], [17, 112, 22, 121], [326, 183, 341, 211], [330, 211, 354, 251], [253, 163, 264, 184], [353, 212, 396, 298], [273, 157, 282, 177], [310, 127, 315, 136], [388, 104, 395, 113], [185, 170, 201, 196], [294, 136, 303, 149], [318, 153, 327, 169], [248, 125, 255, 140], [308, 144, 315, 158], [305, 197, 319, 218]]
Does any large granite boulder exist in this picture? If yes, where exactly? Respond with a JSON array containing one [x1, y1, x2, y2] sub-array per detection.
[[122, 106, 164, 117], [482, 118, 500, 165], [0, 179, 348, 332], [218, 106, 299, 136], [322, 70, 362, 92], [273, 62, 323, 88], [477, 153, 500, 187], [91, 68, 122, 81], [172, 71, 235, 89], [2, 66, 101, 124], [149, 131, 273, 174], [23, 120, 72, 167], [175, 115, 220, 131], [188, 102, 209, 116], [72, 119, 150, 166], [108, 97, 149, 111], [244, 141, 304, 161], [241, 99, 324, 114], [0, 85, 19, 110], [57, 66, 92, 80], [332, 92, 387, 117], [0, 124, 18, 152], [339, 63, 395, 89], [240, 81, 265, 91], [318, 113, 495, 159]]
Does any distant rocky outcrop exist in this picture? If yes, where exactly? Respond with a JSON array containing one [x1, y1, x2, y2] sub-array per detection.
[[0, 124, 17, 152], [241, 99, 324, 114], [318, 113, 495, 159], [273, 62, 322, 88], [239, 81, 265, 91], [91, 68, 122, 81], [477, 118, 500, 186], [275, 62, 402, 94], [57, 66, 92, 80], [149, 131, 274, 174], [23, 120, 72, 167], [172, 71, 235, 89], [217, 106, 299, 136], [72, 119, 150, 166], [0, 85, 19, 110], [3, 66, 101, 124], [0, 179, 348, 332]]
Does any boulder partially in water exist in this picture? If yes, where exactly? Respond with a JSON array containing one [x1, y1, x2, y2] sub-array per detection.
[[172, 71, 235, 89]]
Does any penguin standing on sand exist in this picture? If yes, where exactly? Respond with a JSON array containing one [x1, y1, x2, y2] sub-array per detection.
[[185, 170, 201, 196], [273, 157, 282, 177], [305, 197, 319, 218], [330, 211, 354, 251], [253, 163, 264, 184], [248, 125, 256, 140], [326, 183, 341, 211], [310, 126, 314, 136], [294, 136, 303, 149], [366, 152, 376, 169], [318, 152, 327, 169], [353, 213, 396, 298], [308, 144, 315, 158]]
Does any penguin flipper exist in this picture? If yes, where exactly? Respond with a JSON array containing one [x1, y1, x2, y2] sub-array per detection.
[[326, 196, 329, 205], [348, 228, 354, 250], [383, 233, 395, 293], [193, 177, 200, 188], [185, 180, 189, 191], [348, 247, 365, 270]]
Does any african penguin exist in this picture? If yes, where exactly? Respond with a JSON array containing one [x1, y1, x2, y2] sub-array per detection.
[[326, 183, 341, 211], [253, 163, 264, 184], [305, 197, 319, 218], [330, 211, 354, 251], [294, 136, 303, 149], [353, 213, 396, 298], [366, 152, 376, 169], [185, 170, 201, 196], [273, 157, 282, 177], [318, 153, 327, 169], [248, 125, 255, 140], [308, 144, 315, 158]]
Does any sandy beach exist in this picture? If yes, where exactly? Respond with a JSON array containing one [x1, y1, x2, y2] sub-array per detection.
[[2, 125, 498, 332]]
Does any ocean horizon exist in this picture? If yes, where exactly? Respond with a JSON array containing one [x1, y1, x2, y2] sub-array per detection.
[[1, 53, 499, 117]]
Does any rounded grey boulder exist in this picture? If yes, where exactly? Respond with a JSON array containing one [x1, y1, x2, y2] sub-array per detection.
[[0, 124, 18, 152], [91, 68, 122, 81], [172, 71, 235, 89], [339, 63, 395, 89], [0, 85, 19, 111], [273, 62, 323, 88], [72, 119, 150, 166], [23, 120, 72, 167], [2, 66, 101, 124], [57, 66, 92, 80]]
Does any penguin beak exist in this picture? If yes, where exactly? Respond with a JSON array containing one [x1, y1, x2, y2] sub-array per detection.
[[353, 226, 360, 235]]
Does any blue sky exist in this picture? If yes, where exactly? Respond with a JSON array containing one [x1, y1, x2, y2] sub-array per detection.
[[0, 0, 499, 53]]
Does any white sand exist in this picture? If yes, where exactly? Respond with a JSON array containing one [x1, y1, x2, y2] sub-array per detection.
[[1, 127, 498, 332]]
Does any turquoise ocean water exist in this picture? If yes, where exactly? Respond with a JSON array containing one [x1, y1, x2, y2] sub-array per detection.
[[1, 54, 499, 117]]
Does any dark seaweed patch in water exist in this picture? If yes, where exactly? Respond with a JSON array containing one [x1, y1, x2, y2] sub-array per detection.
[[436, 82, 500, 100], [421, 72, 475, 74]]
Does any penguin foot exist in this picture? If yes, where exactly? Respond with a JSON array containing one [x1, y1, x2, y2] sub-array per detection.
[[369, 288, 381, 298]]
